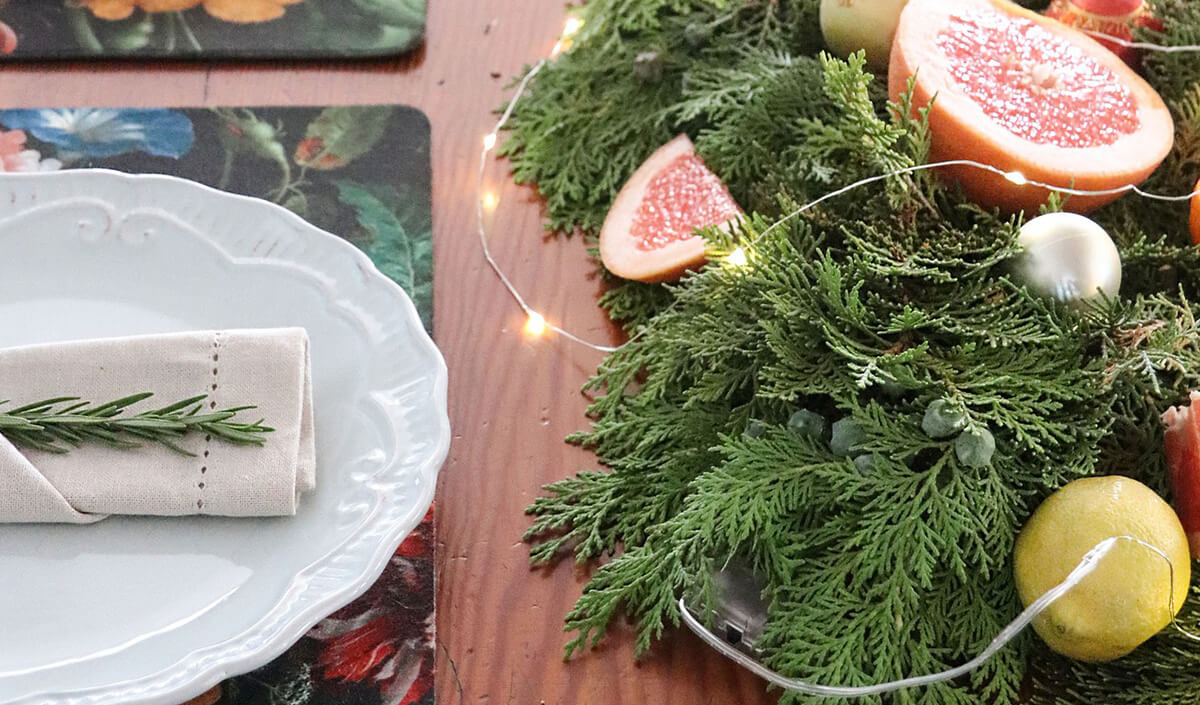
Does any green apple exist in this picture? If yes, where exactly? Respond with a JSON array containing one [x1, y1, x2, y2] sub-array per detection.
[[819, 0, 910, 71]]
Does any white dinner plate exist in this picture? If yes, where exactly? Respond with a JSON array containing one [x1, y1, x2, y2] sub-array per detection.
[[0, 170, 449, 705]]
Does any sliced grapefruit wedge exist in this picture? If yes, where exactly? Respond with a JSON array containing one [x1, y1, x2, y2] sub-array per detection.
[[599, 135, 743, 283], [1163, 391, 1200, 558], [889, 0, 1174, 213]]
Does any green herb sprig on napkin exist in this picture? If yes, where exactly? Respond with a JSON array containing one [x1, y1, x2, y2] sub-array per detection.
[[0, 393, 272, 456]]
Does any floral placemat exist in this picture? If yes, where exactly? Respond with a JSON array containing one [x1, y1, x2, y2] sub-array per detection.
[[0, 105, 436, 705], [0, 1, 424, 60]]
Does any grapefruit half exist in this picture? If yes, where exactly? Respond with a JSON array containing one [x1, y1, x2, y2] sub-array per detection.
[[599, 135, 743, 283], [889, 0, 1174, 213]]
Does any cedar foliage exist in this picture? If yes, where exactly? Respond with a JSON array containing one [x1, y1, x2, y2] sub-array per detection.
[[507, 0, 1200, 702]]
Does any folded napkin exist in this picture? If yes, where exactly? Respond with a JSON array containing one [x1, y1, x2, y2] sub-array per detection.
[[0, 329, 315, 523]]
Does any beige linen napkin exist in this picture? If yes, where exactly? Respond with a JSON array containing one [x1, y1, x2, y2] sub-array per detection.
[[0, 328, 315, 523]]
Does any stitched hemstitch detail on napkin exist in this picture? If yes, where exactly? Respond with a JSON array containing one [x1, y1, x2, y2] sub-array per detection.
[[199, 331, 222, 512]]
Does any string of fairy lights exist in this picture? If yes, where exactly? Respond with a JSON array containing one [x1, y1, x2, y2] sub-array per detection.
[[477, 16, 1200, 695], [681, 533, 1200, 696], [477, 18, 1200, 353]]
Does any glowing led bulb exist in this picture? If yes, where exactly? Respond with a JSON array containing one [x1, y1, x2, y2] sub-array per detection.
[[525, 311, 547, 337], [552, 17, 583, 56], [482, 191, 499, 211], [726, 247, 749, 267], [483, 133, 497, 151], [1004, 171, 1028, 186]]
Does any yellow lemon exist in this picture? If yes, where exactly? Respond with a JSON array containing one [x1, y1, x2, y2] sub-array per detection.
[[1014, 476, 1191, 662]]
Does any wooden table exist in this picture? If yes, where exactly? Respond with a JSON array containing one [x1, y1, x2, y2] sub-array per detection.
[[0, 3, 773, 703]]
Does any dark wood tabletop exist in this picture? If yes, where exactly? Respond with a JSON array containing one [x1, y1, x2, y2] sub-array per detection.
[[0, 2, 774, 703]]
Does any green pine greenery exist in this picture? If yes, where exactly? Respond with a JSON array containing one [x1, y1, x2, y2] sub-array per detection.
[[506, 0, 1200, 703]]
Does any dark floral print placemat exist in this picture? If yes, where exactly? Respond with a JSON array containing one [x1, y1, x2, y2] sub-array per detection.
[[0, 0, 424, 59], [0, 105, 436, 705], [225, 506, 436, 705]]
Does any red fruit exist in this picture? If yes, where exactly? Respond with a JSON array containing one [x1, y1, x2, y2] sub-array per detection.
[[1043, 0, 1163, 67], [889, 0, 1174, 214], [599, 135, 742, 283], [0, 21, 15, 55], [1162, 392, 1200, 558], [1073, 0, 1144, 15], [1189, 175, 1200, 245]]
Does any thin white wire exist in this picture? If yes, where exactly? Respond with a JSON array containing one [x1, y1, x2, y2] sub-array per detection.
[[1085, 29, 1200, 53], [474, 14, 1200, 698], [739, 159, 1200, 258], [680, 535, 1199, 698], [477, 59, 619, 353], [478, 24, 1200, 353]]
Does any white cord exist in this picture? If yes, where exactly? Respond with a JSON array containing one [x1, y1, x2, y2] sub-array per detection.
[[680, 535, 1195, 697], [1084, 29, 1200, 53], [478, 10, 1200, 698], [478, 19, 1200, 353], [477, 59, 619, 353]]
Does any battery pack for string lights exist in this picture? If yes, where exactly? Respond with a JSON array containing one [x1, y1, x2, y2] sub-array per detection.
[[682, 560, 768, 657]]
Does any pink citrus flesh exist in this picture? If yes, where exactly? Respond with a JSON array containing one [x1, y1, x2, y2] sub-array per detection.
[[938, 8, 1139, 148], [631, 153, 741, 251], [600, 135, 742, 283], [890, 0, 1173, 213]]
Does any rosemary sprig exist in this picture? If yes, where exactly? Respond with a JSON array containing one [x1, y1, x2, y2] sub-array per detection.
[[0, 393, 274, 456]]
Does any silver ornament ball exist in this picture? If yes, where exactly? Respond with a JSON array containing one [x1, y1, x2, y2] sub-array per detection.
[[1017, 213, 1122, 302]]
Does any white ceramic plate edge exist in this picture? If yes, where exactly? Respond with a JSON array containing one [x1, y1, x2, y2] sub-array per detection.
[[0, 169, 449, 705]]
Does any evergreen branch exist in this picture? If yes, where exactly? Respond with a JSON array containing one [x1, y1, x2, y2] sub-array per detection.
[[511, 1, 1200, 703], [0, 393, 273, 456]]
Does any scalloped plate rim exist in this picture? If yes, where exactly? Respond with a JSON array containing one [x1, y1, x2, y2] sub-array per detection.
[[0, 169, 449, 705]]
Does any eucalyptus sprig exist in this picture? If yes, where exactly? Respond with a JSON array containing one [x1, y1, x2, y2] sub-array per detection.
[[0, 393, 273, 456]]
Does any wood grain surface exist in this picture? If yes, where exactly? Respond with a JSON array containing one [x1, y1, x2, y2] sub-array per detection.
[[0, 3, 774, 704]]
